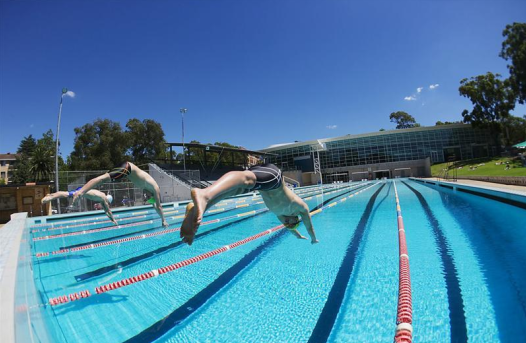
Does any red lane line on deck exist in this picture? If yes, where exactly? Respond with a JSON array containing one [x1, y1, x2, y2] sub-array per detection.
[[393, 181, 413, 343], [47, 182, 379, 306]]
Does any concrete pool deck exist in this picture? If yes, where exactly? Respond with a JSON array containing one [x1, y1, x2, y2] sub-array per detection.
[[420, 177, 526, 196]]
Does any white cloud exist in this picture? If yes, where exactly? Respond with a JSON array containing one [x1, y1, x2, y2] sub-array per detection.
[[326, 125, 337, 129], [64, 90, 76, 98], [404, 96, 416, 101], [417, 87, 423, 93], [429, 84, 439, 90]]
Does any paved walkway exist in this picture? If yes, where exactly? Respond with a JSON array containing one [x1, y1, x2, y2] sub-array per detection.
[[423, 177, 526, 196]]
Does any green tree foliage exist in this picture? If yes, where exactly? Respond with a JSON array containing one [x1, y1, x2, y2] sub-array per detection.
[[500, 22, 526, 104], [435, 121, 462, 126], [12, 130, 57, 183], [184, 140, 247, 168], [125, 118, 166, 165], [29, 144, 54, 182], [459, 72, 516, 152], [11, 157, 31, 184], [69, 119, 128, 170], [17, 134, 37, 155], [213, 142, 247, 166], [503, 115, 526, 146], [389, 111, 419, 129], [459, 72, 516, 129]]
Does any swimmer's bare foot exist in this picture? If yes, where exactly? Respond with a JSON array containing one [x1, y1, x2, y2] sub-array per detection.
[[190, 188, 207, 225], [162, 220, 169, 228], [181, 203, 197, 245], [180, 189, 209, 246], [41, 195, 52, 204]]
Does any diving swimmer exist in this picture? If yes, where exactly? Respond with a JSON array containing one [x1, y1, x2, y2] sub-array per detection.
[[180, 163, 319, 246], [72, 162, 169, 228], [42, 189, 117, 225]]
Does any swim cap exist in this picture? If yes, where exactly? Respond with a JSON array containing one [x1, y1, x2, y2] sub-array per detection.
[[286, 222, 300, 230], [106, 194, 113, 204], [147, 197, 156, 205]]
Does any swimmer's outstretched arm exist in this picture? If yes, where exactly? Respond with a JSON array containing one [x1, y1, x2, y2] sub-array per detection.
[[72, 173, 111, 205], [100, 198, 118, 225], [300, 209, 319, 244]]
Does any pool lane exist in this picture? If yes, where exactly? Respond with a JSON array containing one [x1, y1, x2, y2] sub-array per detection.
[[411, 180, 526, 342], [38, 183, 379, 342], [402, 181, 468, 343], [143, 183, 384, 343]]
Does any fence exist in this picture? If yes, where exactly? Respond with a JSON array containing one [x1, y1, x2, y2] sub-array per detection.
[[53, 170, 149, 214]]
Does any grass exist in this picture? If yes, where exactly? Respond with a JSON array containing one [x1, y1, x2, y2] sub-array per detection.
[[431, 156, 526, 177]]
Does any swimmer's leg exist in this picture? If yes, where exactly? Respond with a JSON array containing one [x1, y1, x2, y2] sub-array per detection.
[[180, 171, 256, 245], [41, 191, 70, 204]]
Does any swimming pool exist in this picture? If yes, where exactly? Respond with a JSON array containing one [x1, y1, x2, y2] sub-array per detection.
[[16, 179, 526, 342]]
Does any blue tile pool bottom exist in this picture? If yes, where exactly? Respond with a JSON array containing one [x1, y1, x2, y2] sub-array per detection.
[[22, 180, 526, 342]]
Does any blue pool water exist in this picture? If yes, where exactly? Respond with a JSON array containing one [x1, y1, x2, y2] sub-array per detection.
[[23, 179, 526, 342]]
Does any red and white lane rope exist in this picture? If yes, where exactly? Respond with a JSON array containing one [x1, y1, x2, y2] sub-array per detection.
[[34, 184, 357, 241], [36, 184, 360, 256], [393, 181, 413, 343], [47, 182, 379, 306], [36, 208, 269, 258]]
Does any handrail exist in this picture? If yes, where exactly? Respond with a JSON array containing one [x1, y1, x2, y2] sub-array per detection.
[[393, 181, 413, 343], [149, 163, 192, 189], [283, 176, 300, 187]]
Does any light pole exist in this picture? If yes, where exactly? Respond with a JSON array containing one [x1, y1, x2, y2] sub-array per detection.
[[55, 88, 68, 214], [180, 108, 187, 171]]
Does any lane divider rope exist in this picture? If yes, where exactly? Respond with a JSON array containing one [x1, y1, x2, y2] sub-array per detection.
[[47, 182, 379, 306], [35, 184, 361, 256], [393, 181, 413, 343], [33, 184, 358, 241]]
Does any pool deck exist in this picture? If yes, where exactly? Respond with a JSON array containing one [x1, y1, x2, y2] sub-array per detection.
[[420, 177, 526, 196], [0, 213, 27, 343]]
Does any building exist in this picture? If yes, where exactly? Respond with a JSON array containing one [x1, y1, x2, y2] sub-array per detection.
[[0, 183, 51, 223], [0, 153, 18, 184], [259, 124, 492, 185]]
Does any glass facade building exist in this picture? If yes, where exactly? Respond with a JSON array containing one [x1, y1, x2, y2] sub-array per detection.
[[260, 124, 492, 174]]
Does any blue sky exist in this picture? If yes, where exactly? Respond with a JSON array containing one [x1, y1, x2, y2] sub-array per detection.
[[1, 0, 525, 158]]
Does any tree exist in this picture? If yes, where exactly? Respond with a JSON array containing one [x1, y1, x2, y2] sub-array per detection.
[[503, 115, 526, 146], [125, 118, 166, 165], [11, 157, 31, 184], [214, 142, 247, 166], [459, 72, 516, 152], [29, 144, 54, 182], [17, 135, 36, 155], [12, 130, 56, 184], [500, 22, 526, 104], [69, 119, 128, 170], [389, 111, 419, 129], [435, 120, 462, 126]]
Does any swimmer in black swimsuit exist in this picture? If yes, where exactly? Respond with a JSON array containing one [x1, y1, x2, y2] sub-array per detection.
[[72, 161, 168, 228], [180, 163, 319, 246]]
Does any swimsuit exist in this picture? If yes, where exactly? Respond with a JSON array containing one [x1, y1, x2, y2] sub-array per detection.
[[109, 162, 132, 181], [248, 163, 282, 191], [68, 187, 82, 197]]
